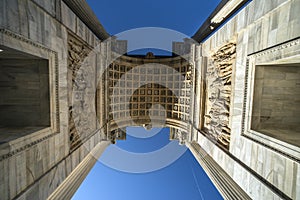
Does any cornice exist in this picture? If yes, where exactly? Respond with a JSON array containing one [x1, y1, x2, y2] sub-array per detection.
[[62, 0, 110, 41]]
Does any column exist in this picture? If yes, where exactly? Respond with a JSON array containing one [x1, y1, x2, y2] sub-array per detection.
[[187, 142, 251, 200]]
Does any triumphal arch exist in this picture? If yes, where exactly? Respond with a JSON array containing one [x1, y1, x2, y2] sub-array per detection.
[[0, 0, 299, 199]]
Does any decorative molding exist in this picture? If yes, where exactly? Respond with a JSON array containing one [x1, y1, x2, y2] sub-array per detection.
[[0, 130, 59, 162], [248, 37, 300, 58], [0, 28, 60, 131], [211, 0, 245, 24], [242, 38, 300, 163], [62, 0, 109, 41], [192, 0, 250, 42], [241, 58, 249, 135], [0, 29, 56, 54], [0, 29, 60, 161]]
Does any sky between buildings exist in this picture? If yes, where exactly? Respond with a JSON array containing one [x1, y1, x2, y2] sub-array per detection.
[[73, 0, 223, 199]]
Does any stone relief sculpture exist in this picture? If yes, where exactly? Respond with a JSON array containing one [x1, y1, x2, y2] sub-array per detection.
[[176, 130, 188, 145], [67, 34, 93, 150], [204, 42, 236, 147]]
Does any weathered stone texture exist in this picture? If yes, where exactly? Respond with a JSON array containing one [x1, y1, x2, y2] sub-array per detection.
[[0, 0, 104, 199], [203, 42, 236, 147], [0, 0, 299, 199], [199, 0, 300, 199]]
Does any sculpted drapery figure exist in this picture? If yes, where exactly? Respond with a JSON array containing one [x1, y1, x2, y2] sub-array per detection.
[[204, 42, 236, 147], [68, 34, 92, 149]]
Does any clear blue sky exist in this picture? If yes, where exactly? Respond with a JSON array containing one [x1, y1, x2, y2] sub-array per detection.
[[73, 128, 222, 200], [86, 0, 221, 36], [73, 0, 223, 199]]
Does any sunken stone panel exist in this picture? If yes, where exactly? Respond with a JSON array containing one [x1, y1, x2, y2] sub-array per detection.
[[251, 64, 300, 147], [0, 59, 50, 127]]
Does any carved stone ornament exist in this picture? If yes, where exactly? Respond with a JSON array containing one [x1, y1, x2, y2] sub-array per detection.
[[204, 42, 236, 147], [67, 33, 92, 150]]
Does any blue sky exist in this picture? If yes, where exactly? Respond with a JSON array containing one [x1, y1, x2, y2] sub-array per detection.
[[73, 0, 223, 199], [86, 0, 222, 55], [86, 0, 221, 36], [73, 128, 222, 200]]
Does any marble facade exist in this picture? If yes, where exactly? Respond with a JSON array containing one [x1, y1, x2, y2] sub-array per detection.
[[0, 0, 299, 199]]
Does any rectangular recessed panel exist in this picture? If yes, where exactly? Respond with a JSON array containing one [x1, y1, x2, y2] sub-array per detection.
[[251, 64, 300, 147], [0, 46, 50, 143]]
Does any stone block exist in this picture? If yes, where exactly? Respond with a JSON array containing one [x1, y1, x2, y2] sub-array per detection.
[[246, 1, 255, 26], [289, 0, 300, 21], [48, 137, 56, 167], [273, 155, 286, 190], [76, 18, 86, 41], [296, 163, 300, 199], [15, 152, 27, 195], [286, 72, 300, 80], [18, 0, 30, 38], [61, 2, 76, 33], [31, 0, 55, 16], [0, 159, 9, 200], [49, 160, 66, 193], [8, 156, 17, 198], [71, 148, 80, 171], [288, 19, 300, 41], [22, 183, 40, 200], [28, 1, 42, 43], [248, 175, 262, 199], [0, 0, 7, 28], [5, 0, 20, 34], [283, 160, 297, 198], [54, 134, 67, 160]]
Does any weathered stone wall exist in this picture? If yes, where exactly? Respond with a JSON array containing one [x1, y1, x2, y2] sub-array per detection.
[[0, 59, 50, 128], [252, 65, 300, 132], [194, 0, 300, 199], [0, 0, 107, 199]]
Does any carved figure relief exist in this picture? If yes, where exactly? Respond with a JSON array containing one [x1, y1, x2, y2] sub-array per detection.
[[67, 34, 92, 150], [176, 130, 188, 145], [204, 42, 236, 147]]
